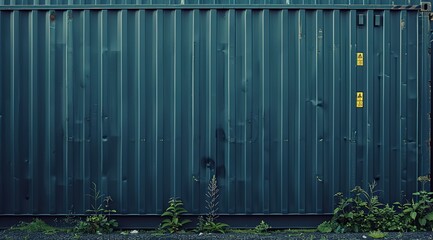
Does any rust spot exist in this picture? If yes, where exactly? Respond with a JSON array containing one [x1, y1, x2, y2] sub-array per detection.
[[50, 14, 55, 21]]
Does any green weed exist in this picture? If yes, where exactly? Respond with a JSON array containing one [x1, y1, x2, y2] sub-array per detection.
[[12, 218, 59, 235], [195, 175, 229, 233], [254, 220, 271, 233], [160, 197, 191, 233], [368, 230, 388, 239], [74, 182, 118, 234]]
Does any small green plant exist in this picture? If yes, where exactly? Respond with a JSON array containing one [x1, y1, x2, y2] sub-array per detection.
[[368, 230, 388, 239], [86, 183, 117, 216], [12, 218, 59, 234], [196, 216, 229, 233], [160, 197, 191, 233], [399, 175, 433, 231], [254, 220, 271, 233], [317, 221, 335, 233], [74, 214, 117, 234], [195, 175, 229, 233], [74, 182, 118, 234]]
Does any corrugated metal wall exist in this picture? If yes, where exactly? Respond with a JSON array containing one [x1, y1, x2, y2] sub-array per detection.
[[0, 0, 429, 6], [0, 1, 431, 216]]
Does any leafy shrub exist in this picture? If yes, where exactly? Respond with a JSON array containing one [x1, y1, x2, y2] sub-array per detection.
[[399, 191, 433, 231], [396, 175, 433, 231], [323, 181, 402, 233], [321, 176, 433, 233], [332, 183, 380, 232], [370, 203, 402, 232]]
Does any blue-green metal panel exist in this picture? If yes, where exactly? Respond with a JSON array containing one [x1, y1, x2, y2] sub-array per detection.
[[0, 3, 431, 216], [0, 0, 429, 5]]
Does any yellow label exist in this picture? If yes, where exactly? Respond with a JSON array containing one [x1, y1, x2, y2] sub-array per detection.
[[356, 92, 363, 108], [357, 52, 364, 66]]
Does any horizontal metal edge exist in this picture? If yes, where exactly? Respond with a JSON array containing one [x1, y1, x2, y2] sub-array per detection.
[[0, 214, 332, 229], [0, 4, 422, 11]]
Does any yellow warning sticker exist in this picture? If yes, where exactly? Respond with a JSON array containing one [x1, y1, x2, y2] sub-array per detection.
[[357, 52, 364, 66], [356, 92, 363, 108]]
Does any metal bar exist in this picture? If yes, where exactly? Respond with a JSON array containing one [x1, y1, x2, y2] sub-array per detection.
[[0, 4, 422, 11], [430, 11, 433, 193]]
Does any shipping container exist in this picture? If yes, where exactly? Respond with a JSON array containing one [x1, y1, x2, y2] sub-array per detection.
[[0, 0, 431, 228]]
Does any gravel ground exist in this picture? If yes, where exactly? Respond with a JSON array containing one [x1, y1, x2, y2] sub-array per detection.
[[2, 230, 433, 240]]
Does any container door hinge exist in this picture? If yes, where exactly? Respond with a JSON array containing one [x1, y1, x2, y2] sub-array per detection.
[[421, 2, 432, 12]]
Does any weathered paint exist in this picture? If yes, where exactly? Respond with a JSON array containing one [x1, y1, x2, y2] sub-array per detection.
[[0, 1, 431, 217]]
